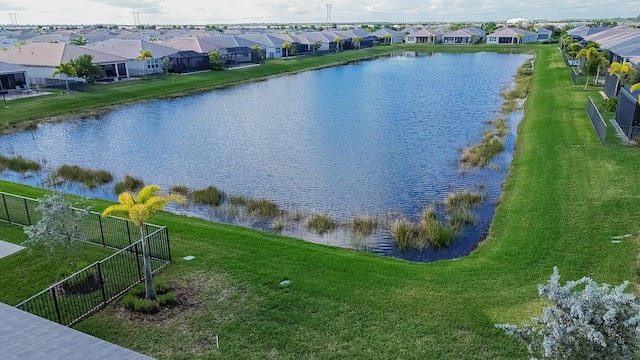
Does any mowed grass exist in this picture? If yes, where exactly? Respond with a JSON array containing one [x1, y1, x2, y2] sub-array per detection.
[[0, 45, 638, 359]]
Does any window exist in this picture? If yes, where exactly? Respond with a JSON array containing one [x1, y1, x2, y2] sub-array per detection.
[[488, 37, 497, 42], [146, 58, 159, 70], [275, 47, 281, 53]]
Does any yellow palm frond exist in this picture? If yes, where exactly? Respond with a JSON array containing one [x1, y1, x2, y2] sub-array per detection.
[[144, 196, 169, 214], [118, 192, 135, 206], [631, 83, 640, 92], [102, 204, 130, 218], [129, 203, 149, 227], [136, 185, 161, 204], [164, 194, 186, 205]]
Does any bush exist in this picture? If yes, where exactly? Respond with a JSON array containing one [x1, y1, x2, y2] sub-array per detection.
[[496, 267, 640, 359], [169, 184, 191, 196], [245, 198, 282, 218], [602, 97, 618, 113], [121, 279, 175, 314], [113, 175, 144, 194], [191, 186, 225, 206]]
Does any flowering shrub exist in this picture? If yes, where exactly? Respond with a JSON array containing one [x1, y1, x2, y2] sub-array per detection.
[[496, 267, 640, 359]]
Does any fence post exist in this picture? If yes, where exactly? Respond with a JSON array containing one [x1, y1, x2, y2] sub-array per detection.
[[126, 221, 132, 246], [165, 227, 172, 263], [98, 213, 106, 247], [50, 287, 63, 325], [2, 194, 11, 224], [97, 262, 108, 305], [134, 242, 143, 280], [24, 198, 32, 225]]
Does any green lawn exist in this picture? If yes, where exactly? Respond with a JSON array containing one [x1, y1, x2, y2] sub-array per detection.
[[0, 44, 639, 359]]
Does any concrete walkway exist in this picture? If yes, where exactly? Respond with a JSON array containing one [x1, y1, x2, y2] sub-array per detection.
[[0, 240, 24, 259], [0, 302, 155, 360]]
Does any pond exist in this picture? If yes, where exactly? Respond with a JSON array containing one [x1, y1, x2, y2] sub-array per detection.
[[0, 51, 532, 262]]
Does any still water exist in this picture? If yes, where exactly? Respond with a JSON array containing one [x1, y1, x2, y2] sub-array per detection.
[[0, 52, 531, 261]]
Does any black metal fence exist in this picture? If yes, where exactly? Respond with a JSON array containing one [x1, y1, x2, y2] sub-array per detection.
[[586, 97, 607, 145], [0, 191, 164, 250], [15, 227, 170, 326], [0, 191, 172, 326]]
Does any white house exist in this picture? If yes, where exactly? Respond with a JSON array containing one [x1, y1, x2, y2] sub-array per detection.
[[404, 29, 443, 44], [371, 28, 404, 44], [0, 42, 129, 83], [442, 27, 487, 44], [88, 40, 176, 76], [486, 28, 538, 44]]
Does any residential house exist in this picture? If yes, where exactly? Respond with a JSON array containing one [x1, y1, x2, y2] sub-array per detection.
[[371, 28, 404, 44], [535, 27, 553, 42], [235, 33, 289, 58], [566, 25, 611, 39], [0, 61, 28, 90], [404, 29, 443, 44], [486, 28, 537, 44], [0, 43, 129, 83], [442, 27, 486, 44], [88, 39, 176, 76], [293, 32, 333, 52], [166, 51, 210, 73]]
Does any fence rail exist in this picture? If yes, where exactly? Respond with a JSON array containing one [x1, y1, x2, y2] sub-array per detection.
[[0, 191, 171, 326], [586, 97, 607, 145], [571, 67, 586, 85], [0, 191, 164, 250]]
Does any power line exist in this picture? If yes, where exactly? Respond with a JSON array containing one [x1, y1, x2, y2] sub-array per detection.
[[333, 0, 640, 18], [8, 13, 18, 26], [131, 12, 141, 26]]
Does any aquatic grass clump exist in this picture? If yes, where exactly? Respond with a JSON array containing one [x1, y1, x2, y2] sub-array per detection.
[[0, 155, 41, 172], [419, 208, 457, 248], [272, 218, 285, 232], [191, 186, 225, 207], [229, 195, 249, 206], [306, 213, 338, 235], [349, 215, 379, 237], [444, 190, 484, 210], [460, 134, 505, 167], [501, 98, 519, 114], [51, 165, 113, 188], [492, 118, 509, 137], [448, 207, 476, 227], [390, 218, 417, 252], [113, 175, 144, 194], [169, 184, 190, 196], [245, 198, 282, 218]]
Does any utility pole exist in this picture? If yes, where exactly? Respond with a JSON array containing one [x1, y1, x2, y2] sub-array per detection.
[[131, 12, 141, 26], [8, 13, 18, 26], [326, 3, 332, 27]]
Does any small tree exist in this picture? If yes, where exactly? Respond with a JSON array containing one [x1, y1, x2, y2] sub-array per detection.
[[160, 56, 173, 75], [282, 42, 292, 57], [631, 83, 640, 104], [496, 267, 640, 360], [352, 36, 362, 50], [22, 193, 88, 269], [209, 50, 227, 71], [70, 54, 101, 83], [71, 34, 87, 46], [102, 185, 185, 300], [136, 49, 153, 77], [311, 41, 322, 54], [383, 34, 392, 45], [334, 37, 344, 53]]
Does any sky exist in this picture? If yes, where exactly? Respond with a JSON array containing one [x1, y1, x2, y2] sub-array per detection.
[[0, 0, 638, 25]]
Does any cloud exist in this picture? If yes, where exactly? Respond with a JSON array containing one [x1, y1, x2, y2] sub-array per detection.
[[0, 1, 28, 11], [89, 0, 166, 14]]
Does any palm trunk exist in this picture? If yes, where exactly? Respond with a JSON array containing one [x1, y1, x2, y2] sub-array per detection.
[[64, 75, 70, 92], [584, 75, 590, 91], [139, 226, 157, 300]]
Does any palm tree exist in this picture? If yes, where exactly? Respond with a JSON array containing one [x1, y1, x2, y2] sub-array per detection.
[[282, 42, 292, 57], [608, 61, 632, 76], [352, 36, 362, 50], [515, 34, 523, 44], [136, 49, 153, 77], [333, 37, 344, 53], [102, 185, 185, 300], [52, 62, 77, 92], [577, 48, 609, 90], [71, 34, 87, 46], [383, 34, 392, 45], [470, 34, 477, 45], [311, 41, 322, 55]]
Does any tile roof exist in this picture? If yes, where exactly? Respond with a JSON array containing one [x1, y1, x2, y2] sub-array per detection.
[[87, 40, 176, 59], [0, 43, 127, 67]]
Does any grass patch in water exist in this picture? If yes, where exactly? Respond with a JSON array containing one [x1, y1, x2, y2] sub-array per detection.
[[169, 184, 191, 196], [245, 198, 282, 218], [306, 213, 338, 235], [191, 186, 225, 207], [0, 155, 41, 172], [113, 175, 144, 194], [492, 118, 509, 137], [348, 215, 379, 237], [51, 165, 113, 188], [390, 218, 417, 252], [444, 190, 484, 210], [229, 195, 249, 206], [419, 207, 458, 248], [460, 134, 505, 167]]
